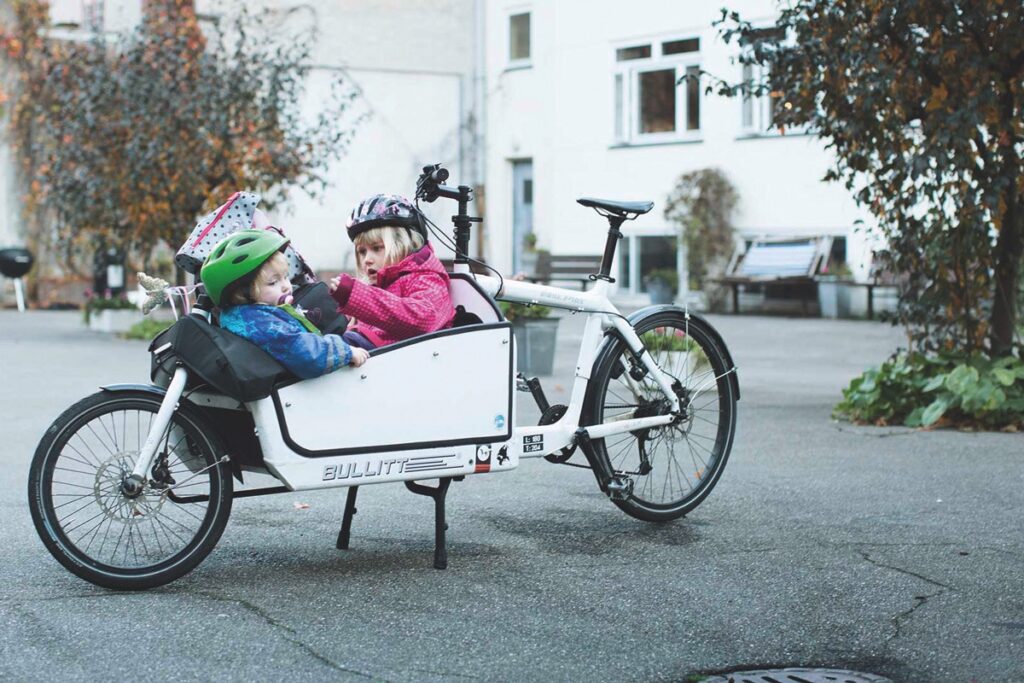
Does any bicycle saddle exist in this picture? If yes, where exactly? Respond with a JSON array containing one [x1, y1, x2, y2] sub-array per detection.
[[577, 197, 654, 216]]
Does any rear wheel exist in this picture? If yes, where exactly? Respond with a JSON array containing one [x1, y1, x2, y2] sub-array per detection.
[[28, 391, 233, 590], [584, 311, 737, 521]]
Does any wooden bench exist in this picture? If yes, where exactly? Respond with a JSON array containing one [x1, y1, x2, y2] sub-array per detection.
[[716, 236, 833, 314], [524, 252, 601, 290]]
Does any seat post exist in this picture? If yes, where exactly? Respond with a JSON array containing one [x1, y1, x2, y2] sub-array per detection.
[[597, 214, 626, 283]]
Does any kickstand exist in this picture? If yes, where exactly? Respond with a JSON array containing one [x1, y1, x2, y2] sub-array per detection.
[[405, 477, 460, 569], [336, 486, 359, 550]]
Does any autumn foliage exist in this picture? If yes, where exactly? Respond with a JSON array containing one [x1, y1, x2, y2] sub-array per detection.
[[717, 1, 1023, 357], [1, 0, 359, 271]]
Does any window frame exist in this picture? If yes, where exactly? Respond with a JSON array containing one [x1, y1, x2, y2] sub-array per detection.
[[507, 10, 532, 69], [612, 35, 702, 145], [739, 62, 778, 135], [736, 27, 810, 138]]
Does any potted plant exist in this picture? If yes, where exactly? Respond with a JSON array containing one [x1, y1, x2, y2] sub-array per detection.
[[519, 232, 542, 276], [641, 328, 705, 380], [643, 268, 678, 305], [84, 291, 140, 333], [501, 301, 559, 376]]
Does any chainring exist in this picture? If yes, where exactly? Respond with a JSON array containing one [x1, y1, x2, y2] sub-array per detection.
[[539, 404, 577, 463]]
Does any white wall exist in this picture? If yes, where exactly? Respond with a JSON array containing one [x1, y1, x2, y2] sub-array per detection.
[[484, 0, 874, 282], [198, 0, 478, 272]]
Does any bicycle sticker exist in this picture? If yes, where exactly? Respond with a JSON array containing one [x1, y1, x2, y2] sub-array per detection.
[[494, 414, 506, 430], [523, 434, 544, 453], [475, 444, 493, 473]]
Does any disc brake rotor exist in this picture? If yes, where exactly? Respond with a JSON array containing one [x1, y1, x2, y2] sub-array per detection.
[[94, 453, 164, 524]]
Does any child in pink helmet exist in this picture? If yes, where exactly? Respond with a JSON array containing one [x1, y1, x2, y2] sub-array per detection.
[[329, 194, 454, 349]]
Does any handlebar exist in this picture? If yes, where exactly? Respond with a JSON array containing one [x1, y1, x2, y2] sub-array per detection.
[[414, 163, 480, 265], [415, 164, 458, 203]]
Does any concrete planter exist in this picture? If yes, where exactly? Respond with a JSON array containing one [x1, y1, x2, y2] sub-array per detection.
[[646, 280, 675, 305], [817, 279, 851, 319], [88, 309, 141, 333], [510, 317, 559, 376]]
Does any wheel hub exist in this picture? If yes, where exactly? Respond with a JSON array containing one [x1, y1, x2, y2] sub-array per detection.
[[94, 453, 163, 523]]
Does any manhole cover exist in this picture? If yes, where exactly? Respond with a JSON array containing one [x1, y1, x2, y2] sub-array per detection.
[[702, 668, 892, 683]]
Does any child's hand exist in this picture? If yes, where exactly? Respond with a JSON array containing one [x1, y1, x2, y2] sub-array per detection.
[[346, 317, 359, 331], [329, 276, 341, 293], [349, 348, 370, 367]]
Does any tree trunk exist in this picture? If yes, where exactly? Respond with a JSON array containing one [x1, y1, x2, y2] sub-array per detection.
[[989, 187, 1021, 356]]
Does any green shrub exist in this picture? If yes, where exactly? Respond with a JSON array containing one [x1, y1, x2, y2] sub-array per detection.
[[834, 350, 1024, 430], [641, 329, 698, 353], [122, 318, 173, 341], [500, 301, 552, 321], [643, 268, 679, 295], [83, 295, 136, 323]]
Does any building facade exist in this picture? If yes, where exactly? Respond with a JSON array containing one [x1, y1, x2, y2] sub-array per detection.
[[482, 0, 874, 299]]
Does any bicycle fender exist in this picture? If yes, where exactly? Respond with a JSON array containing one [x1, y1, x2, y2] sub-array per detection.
[[593, 305, 740, 401], [100, 383, 167, 397]]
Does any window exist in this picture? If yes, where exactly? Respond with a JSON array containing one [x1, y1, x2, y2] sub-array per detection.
[[617, 232, 680, 296], [739, 27, 790, 135], [509, 12, 531, 64], [740, 62, 778, 134], [613, 36, 701, 144]]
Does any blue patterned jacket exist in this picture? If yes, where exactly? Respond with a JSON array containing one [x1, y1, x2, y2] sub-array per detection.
[[219, 304, 353, 379]]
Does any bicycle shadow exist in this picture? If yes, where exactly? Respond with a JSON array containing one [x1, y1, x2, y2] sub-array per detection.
[[478, 506, 702, 557]]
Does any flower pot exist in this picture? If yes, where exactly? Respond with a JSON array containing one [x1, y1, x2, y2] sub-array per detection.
[[646, 280, 675, 305], [511, 317, 559, 376], [88, 309, 141, 333]]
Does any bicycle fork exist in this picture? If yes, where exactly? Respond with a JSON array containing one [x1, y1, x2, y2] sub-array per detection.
[[122, 366, 189, 496]]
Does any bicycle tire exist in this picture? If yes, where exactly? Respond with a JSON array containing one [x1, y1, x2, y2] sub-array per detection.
[[583, 310, 737, 521], [27, 391, 233, 590]]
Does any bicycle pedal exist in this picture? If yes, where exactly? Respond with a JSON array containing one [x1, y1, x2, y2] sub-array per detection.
[[515, 373, 531, 392], [606, 476, 634, 501]]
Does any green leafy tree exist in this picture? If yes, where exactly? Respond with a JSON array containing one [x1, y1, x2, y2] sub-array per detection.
[[1, 0, 361, 272], [663, 168, 738, 307], [715, 1, 1023, 356]]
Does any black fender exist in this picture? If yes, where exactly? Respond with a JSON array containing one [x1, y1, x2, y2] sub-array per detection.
[[588, 305, 740, 403], [101, 383, 168, 397]]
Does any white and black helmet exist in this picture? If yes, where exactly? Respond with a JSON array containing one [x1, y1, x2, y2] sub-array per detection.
[[346, 194, 427, 242]]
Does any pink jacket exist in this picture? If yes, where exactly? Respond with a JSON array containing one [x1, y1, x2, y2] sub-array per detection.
[[330, 243, 455, 347]]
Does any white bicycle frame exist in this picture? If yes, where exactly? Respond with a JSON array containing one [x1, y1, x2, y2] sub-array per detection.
[[468, 269, 681, 458], [127, 270, 686, 493]]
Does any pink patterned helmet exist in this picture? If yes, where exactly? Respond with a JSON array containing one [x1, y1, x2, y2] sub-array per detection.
[[346, 194, 427, 242]]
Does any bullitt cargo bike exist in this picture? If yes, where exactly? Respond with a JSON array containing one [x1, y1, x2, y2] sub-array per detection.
[[28, 165, 739, 589]]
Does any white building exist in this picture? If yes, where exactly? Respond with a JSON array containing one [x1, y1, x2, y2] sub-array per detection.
[[481, 0, 873, 299]]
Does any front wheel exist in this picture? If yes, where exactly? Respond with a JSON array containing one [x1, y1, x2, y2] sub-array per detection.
[[584, 310, 738, 521], [28, 391, 233, 590]]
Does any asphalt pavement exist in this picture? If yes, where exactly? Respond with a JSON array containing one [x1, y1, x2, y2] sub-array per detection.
[[0, 309, 1021, 682]]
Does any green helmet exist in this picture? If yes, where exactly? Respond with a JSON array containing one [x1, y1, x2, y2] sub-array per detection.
[[200, 229, 289, 307]]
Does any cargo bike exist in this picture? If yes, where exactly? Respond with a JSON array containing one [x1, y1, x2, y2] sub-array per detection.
[[27, 165, 740, 590]]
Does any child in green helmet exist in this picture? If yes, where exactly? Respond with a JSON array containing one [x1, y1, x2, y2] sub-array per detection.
[[201, 230, 369, 379]]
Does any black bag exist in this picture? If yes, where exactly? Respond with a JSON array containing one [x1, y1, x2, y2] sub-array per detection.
[[150, 316, 290, 402], [291, 282, 347, 335]]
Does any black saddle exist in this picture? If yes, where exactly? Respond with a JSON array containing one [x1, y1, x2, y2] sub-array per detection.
[[577, 197, 654, 217]]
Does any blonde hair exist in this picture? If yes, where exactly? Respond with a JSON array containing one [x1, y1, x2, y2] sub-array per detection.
[[224, 252, 289, 306], [353, 226, 425, 282]]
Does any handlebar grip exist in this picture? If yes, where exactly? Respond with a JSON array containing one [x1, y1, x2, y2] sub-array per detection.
[[431, 167, 449, 184]]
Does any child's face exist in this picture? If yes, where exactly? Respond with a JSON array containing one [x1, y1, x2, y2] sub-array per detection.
[[356, 240, 387, 285], [253, 255, 292, 306]]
